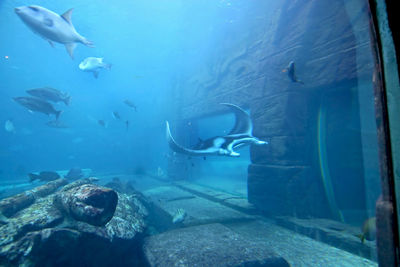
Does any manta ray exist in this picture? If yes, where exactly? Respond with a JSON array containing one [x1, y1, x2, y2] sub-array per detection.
[[166, 103, 268, 157]]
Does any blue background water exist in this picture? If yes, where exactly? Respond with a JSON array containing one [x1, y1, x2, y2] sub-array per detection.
[[0, 0, 256, 185]]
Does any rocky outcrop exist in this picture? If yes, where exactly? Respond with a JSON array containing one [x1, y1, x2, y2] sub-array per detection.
[[104, 177, 136, 195], [0, 179, 148, 267], [56, 184, 118, 226], [0, 178, 68, 218]]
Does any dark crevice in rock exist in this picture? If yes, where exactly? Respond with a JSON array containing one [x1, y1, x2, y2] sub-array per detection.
[[165, 196, 196, 202]]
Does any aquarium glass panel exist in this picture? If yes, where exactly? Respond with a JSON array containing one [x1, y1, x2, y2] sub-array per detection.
[[0, 0, 396, 266]]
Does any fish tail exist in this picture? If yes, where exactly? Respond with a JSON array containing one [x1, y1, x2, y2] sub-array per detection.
[[56, 110, 63, 120], [356, 233, 365, 243], [28, 173, 39, 182], [81, 37, 94, 48], [104, 63, 112, 70]]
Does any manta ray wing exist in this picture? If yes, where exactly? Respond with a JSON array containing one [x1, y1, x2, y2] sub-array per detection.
[[166, 121, 220, 156], [220, 103, 252, 136]]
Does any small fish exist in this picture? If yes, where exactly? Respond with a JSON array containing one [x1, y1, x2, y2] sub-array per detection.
[[172, 208, 187, 224], [64, 167, 83, 180], [282, 61, 304, 84], [14, 6, 93, 59], [13, 96, 62, 119], [27, 87, 71, 106], [98, 120, 106, 127], [123, 99, 137, 111], [28, 171, 60, 182], [46, 120, 68, 128], [79, 57, 112, 78], [5, 120, 16, 133], [112, 111, 121, 120], [125, 120, 129, 130], [157, 167, 164, 177], [358, 217, 376, 243]]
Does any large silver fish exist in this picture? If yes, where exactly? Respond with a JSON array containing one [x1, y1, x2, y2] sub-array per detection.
[[166, 103, 268, 157], [15, 5, 93, 59], [27, 87, 71, 106], [79, 57, 112, 78], [13, 96, 62, 119]]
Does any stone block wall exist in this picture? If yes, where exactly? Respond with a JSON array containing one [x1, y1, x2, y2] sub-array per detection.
[[168, 0, 375, 219]]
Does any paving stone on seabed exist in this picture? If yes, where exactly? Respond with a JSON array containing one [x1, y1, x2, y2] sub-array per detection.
[[274, 216, 377, 261], [224, 219, 378, 267], [143, 223, 290, 267], [143, 185, 254, 227], [174, 181, 257, 213]]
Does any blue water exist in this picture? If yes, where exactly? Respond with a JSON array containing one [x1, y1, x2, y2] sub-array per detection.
[[0, 0, 264, 178], [0, 0, 385, 266], [0, 0, 236, 177]]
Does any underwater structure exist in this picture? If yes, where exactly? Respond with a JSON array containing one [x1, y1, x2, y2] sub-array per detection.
[[167, 0, 376, 219], [1, 0, 400, 265]]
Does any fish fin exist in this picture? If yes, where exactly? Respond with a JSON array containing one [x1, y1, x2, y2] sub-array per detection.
[[48, 40, 55, 48], [55, 110, 63, 120], [65, 43, 76, 59], [61, 8, 74, 24], [44, 18, 53, 27], [166, 121, 212, 156], [219, 103, 252, 136], [64, 95, 71, 106], [93, 71, 99, 79], [356, 234, 365, 243], [28, 110, 34, 114]]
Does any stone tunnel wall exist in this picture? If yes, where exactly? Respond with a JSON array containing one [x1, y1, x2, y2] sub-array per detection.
[[168, 0, 375, 219]]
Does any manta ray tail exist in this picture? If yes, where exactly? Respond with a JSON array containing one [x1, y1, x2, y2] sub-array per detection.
[[166, 121, 205, 156]]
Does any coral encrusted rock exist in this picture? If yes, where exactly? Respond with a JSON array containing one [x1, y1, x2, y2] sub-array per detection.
[[0, 178, 148, 267], [56, 184, 118, 226]]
